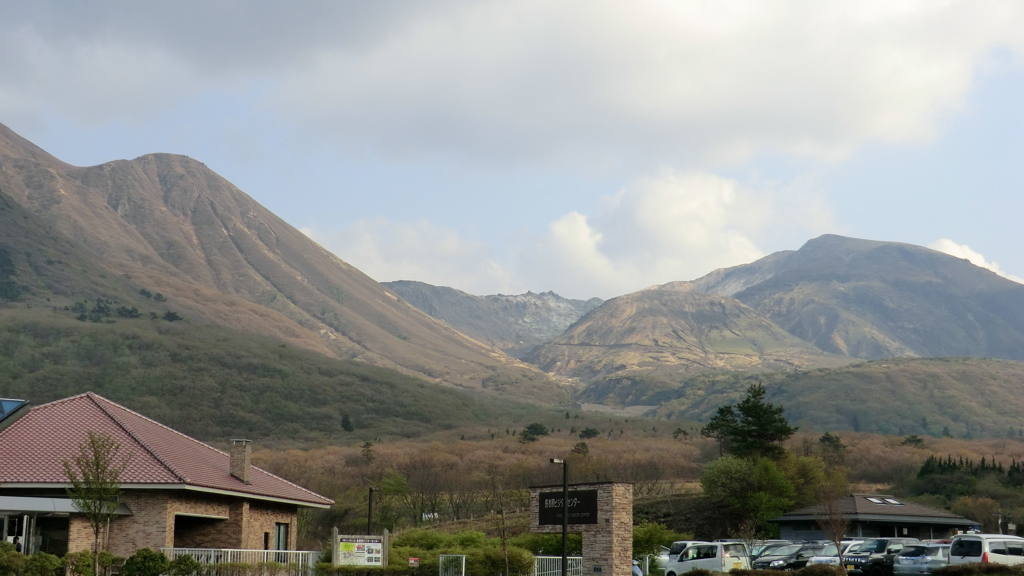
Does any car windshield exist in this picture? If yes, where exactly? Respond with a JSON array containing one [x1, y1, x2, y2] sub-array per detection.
[[770, 545, 803, 557], [844, 544, 863, 554], [860, 540, 889, 553], [899, 546, 928, 557], [819, 545, 838, 557]]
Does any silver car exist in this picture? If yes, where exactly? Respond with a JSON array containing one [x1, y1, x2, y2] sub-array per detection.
[[892, 544, 950, 575]]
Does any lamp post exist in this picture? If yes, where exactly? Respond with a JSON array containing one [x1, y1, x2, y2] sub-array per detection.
[[551, 458, 568, 576], [368, 487, 376, 535]]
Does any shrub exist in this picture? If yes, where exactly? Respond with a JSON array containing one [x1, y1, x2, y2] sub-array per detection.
[[933, 564, 1024, 576], [798, 566, 847, 576], [122, 549, 169, 576], [168, 555, 203, 576], [729, 570, 788, 576], [24, 553, 64, 576], [64, 551, 94, 576], [0, 547, 27, 576], [465, 546, 533, 576]]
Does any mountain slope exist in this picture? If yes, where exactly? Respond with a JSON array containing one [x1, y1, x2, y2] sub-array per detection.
[[0, 122, 563, 401], [383, 280, 602, 358], [528, 290, 850, 382], [579, 357, 1024, 439], [666, 234, 1024, 360]]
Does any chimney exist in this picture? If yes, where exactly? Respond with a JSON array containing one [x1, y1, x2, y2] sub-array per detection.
[[230, 439, 252, 484]]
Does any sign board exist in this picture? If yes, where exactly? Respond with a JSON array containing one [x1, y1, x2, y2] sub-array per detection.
[[337, 535, 385, 566], [538, 489, 599, 525], [409, 558, 420, 568]]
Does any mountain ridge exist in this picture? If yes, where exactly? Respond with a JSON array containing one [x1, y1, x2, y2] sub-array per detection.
[[383, 280, 602, 358], [0, 122, 565, 402]]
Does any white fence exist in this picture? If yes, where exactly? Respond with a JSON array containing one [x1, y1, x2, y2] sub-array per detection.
[[534, 556, 583, 576], [161, 548, 319, 575]]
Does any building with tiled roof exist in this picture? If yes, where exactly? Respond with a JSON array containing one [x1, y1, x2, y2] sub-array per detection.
[[0, 393, 332, 557], [770, 493, 977, 541]]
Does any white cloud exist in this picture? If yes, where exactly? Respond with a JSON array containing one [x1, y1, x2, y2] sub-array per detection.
[[1, 1, 1022, 166], [307, 171, 836, 299], [929, 239, 1024, 283], [301, 220, 519, 296]]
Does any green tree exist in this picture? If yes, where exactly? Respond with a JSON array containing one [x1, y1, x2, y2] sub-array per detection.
[[633, 522, 690, 556], [341, 414, 354, 432], [700, 455, 796, 532], [63, 431, 131, 576], [578, 427, 600, 439], [701, 383, 796, 459]]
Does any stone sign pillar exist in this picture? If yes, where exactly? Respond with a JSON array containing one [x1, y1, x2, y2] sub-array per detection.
[[529, 482, 633, 576]]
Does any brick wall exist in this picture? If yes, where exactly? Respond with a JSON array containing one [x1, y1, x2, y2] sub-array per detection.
[[71, 489, 299, 557], [530, 483, 633, 576]]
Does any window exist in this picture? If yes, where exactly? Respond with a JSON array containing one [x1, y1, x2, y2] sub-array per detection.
[[1007, 543, 1024, 557], [898, 547, 928, 557], [724, 544, 748, 557], [274, 523, 289, 551], [685, 545, 716, 560], [990, 542, 1008, 556], [866, 497, 884, 504], [884, 499, 904, 505], [950, 539, 982, 558]]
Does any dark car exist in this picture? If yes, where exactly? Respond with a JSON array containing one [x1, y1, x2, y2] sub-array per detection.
[[844, 538, 920, 576], [752, 542, 794, 561], [753, 544, 826, 570]]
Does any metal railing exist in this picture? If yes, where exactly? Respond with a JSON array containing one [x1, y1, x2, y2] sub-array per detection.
[[534, 556, 583, 576], [160, 548, 320, 576], [439, 554, 466, 576]]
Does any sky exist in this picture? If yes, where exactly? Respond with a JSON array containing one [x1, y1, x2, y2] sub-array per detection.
[[1, 0, 1022, 299]]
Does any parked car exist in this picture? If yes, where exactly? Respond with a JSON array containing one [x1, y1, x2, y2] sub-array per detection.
[[664, 542, 750, 574], [844, 538, 920, 576], [807, 541, 864, 566], [892, 544, 950, 575], [665, 541, 709, 563], [752, 543, 826, 570], [948, 534, 1024, 566], [751, 541, 794, 560]]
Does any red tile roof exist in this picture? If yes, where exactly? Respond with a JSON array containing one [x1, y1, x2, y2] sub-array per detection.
[[0, 393, 332, 507]]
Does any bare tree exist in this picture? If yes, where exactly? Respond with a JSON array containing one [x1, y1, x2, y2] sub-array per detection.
[[815, 484, 851, 574], [63, 431, 131, 576]]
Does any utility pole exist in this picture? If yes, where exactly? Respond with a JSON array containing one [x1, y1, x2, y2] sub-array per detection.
[[368, 487, 376, 534]]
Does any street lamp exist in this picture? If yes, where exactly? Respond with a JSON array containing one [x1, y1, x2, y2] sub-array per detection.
[[551, 458, 568, 576]]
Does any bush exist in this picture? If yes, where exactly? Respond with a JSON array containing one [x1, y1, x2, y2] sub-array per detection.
[[0, 547, 27, 576], [798, 566, 847, 576], [729, 570, 788, 576], [24, 553, 63, 576], [465, 546, 533, 576], [64, 551, 94, 576], [168, 555, 203, 576], [933, 564, 1024, 576], [122, 549, 169, 576]]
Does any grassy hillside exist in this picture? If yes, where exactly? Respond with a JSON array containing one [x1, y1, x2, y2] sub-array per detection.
[[579, 357, 1024, 438], [0, 310, 556, 447]]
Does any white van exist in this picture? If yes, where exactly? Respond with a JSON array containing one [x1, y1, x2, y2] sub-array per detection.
[[949, 534, 1024, 566], [664, 542, 751, 574]]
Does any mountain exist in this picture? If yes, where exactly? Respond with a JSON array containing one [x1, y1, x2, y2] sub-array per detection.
[[383, 280, 603, 358], [666, 234, 1024, 360], [527, 290, 851, 382], [0, 122, 565, 402]]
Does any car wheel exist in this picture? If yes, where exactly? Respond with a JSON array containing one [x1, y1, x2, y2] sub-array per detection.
[[667, 572, 676, 576]]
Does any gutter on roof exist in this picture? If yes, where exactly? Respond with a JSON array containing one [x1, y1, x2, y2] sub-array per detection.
[[0, 483, 332, 509], [771, 514, 975, 525]]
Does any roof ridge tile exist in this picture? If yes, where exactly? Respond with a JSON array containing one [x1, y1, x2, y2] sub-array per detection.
[[86, 393, 190, 483]]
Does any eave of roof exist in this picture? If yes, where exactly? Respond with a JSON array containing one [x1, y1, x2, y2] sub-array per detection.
[[0, 482, 332, 509], [771, 513, 978, 526]]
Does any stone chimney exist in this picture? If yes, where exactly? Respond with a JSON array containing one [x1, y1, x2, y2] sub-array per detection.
[[230, 439, 252, 484]]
